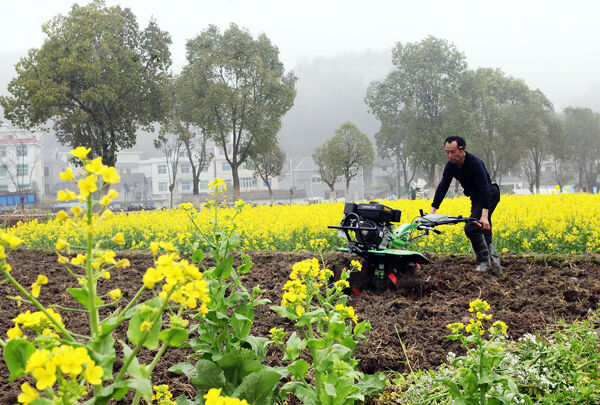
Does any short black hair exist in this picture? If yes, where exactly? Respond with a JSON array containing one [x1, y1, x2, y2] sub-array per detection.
[[444, 136, 466, 149]]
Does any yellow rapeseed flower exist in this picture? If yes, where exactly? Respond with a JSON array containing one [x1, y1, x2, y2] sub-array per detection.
[[59, 167, 75, 181], [77, 175, 98, 197], [85, 157, 105, 175], [71, 146, 91, 159], [112, 233, 125, 245], [17, 382, 39, 405], [102, 166, 120, 184], [108, 288, 122, 300]]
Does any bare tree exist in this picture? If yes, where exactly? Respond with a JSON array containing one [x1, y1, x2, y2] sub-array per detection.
[[154, 127, 184, 209]]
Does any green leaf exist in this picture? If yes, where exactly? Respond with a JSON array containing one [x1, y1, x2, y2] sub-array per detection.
[[168, 362, 196, 379], [283, 332, 305, 361], [231, 302, 254, 339], [67, 287, 104, 310], [353, 320, 372, 336], [295, 309, 324, 327], [232, 369, 285, 405], [190, 360, 226, 390], [288, 359, 310, 379], [127, 298, 162, 350], [191, 249, 204, 264], [225, 291, 251, 307], [270, 305, 295, 320], [159, 327, 189, 347], [3, 339, 35, 382], [119, 341, 153, 401], [244, 336, 270, 360], [326, 320, 346, 341], [237, 261, 253, 274], [281, 381, 319, 405], [214, 253, 233, 279], [99, 314, 122, 337], [356, 373, 386, 397], [324, 382, 337, 397], [89, 333, 116, 380]]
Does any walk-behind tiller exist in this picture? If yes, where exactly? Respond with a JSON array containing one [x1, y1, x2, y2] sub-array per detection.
[[328, 201, 480, 291]]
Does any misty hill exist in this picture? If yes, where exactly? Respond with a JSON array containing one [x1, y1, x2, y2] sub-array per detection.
[[278, 49, 393, 160]]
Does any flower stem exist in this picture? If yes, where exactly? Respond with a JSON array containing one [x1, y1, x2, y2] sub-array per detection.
[[86, 195, 99, 338]]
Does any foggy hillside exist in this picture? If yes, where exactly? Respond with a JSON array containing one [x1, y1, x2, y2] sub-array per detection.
[[278, 49, 393, 161]]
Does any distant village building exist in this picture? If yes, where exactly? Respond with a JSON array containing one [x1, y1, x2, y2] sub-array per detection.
[[0, 124, 44, 197], [277, 157, 365, 202]]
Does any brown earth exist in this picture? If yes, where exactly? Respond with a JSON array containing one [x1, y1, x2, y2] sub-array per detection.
[[1, 248, 599, 403]]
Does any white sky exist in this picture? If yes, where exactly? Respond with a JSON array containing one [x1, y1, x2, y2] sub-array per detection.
[[1, 0, 599, 109]]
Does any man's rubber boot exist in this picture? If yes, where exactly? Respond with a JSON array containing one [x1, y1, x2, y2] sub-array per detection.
[[470, 234, 491, 273], [488, 243, 502, 276]]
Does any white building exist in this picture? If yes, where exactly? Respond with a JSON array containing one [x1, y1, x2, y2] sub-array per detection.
[[0, 125, 44, 196]]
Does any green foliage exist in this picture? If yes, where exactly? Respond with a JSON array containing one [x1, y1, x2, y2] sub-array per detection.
[[366, 36, 467, 186], [498, 310, 600, 403], [271, 250, 385, 404], [179, 23, 296, 198], [378, 306, 600, 404], [0, 153, 210, 404], [173, 184, 285, 404], [0, 0, 172, 167], [441, 300, 521, 404]]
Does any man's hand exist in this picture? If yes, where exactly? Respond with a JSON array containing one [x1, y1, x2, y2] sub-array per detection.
[[480, 208, 491, 230], [430, 207, 437, 214]]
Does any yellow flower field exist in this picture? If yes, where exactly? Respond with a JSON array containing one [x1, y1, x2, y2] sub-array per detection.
[[8, 193, 600, 254]]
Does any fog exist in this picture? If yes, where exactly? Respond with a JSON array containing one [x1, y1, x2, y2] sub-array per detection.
[[1, 0, 599, 158]]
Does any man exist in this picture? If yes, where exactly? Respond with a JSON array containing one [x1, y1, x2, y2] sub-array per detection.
[[430, 136, 501, 275]]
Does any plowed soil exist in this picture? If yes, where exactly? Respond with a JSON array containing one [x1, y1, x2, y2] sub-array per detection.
[[1, 248, 599, 403]]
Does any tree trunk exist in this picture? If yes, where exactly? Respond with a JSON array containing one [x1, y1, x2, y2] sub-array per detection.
[[329, 184, 337, 202], [268, 184, 273, 205], [345, 178, 350, 201], [232, 165, 240, 201]]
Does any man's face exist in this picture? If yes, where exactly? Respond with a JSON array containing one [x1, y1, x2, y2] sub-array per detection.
[[444, 141, 466, 165]]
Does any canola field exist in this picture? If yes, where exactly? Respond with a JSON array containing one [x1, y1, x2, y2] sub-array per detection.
[[8, 193, 600, 255]]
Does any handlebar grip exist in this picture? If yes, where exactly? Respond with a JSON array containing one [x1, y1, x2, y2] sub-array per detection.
[[419, 208, 424, 216]]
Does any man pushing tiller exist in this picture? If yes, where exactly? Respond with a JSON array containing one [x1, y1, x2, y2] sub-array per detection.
[[430, 136, 502, 275]]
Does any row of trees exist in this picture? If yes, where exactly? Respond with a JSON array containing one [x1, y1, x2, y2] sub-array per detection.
[[365, 36, 600, 197], [1, 2, 598, 203], [0, 1, 294, 202]]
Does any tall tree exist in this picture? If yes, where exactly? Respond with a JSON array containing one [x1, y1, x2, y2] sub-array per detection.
[[0, 0, 172, 167], [519, 89, 555, 193], [247, 144, 285, 204], [458, 68, 531, 183], [167, 74, 213, 206], [546, 117, 573, 191], [327, 122, 375, 198], [365, 36, 467, 187], [180, 24, 296, 199], [563, 107, 600, 192]]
